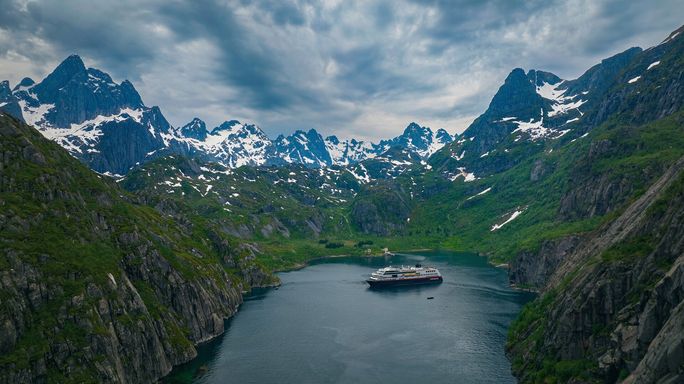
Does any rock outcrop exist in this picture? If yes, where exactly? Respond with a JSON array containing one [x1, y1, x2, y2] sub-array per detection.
[[508, 156, 684, 383]]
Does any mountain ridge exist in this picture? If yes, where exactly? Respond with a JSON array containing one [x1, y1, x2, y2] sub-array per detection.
[[2, 22, 684, 384], [1, 58, 455, 174]]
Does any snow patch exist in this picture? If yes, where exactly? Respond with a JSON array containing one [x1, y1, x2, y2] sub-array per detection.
[[466, 187, 492, 200], [496, 117, 517, 123], [448, 167, 476, 182], [647, 61, 661, 70], [491, 209, 525, 231], [19, 100, 55, 128], [535, 81, 587, 117], [628, 76, 641, 84]]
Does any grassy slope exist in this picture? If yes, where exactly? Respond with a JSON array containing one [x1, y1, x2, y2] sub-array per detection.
[[115, 106, 684, 273], [0, 115, 268, 380]]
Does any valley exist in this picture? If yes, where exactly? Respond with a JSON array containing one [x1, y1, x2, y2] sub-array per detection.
[[1, 16, 683, 384]]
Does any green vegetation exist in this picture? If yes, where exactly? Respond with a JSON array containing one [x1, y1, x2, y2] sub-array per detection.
[[0, 115, 269, 381]]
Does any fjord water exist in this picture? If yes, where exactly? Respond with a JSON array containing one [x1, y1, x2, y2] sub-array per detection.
[[165, 251, 534, 384]]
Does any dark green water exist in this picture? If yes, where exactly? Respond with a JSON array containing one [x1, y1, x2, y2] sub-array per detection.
[[164, 251, 534, 384]]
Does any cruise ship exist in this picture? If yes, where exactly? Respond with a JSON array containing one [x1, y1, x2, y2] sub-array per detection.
[[366, 264, 443, 287]]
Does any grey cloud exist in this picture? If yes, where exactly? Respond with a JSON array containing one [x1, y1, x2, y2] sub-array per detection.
[[0, 0, 682, 139]]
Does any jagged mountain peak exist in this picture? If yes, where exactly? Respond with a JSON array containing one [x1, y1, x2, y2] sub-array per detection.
[[55, 54, 87, 76], [326, 135, 340, 145], [435, 128, 451, 140], [526, 69, 562, 87], [5, 52, 456, 172], [660, 24, 684, 44], [12, 77, 35, 91], [376, 122, 453, 158], [32, 55, 87, 99], [504, 68, 529, 83], [404, 121, 428, 131], [402, 122, 433, 138], [291, 127, 322, 139], [0, 80, 24, 122], [211, 120, 242, 134], [13, 54, 147, 129], [179, 117, 208, 141], [208, 120, 269, 141], [0, 80, 11, 96]]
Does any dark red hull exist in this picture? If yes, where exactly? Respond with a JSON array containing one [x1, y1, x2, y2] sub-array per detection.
[[366, 276, 443, 287]]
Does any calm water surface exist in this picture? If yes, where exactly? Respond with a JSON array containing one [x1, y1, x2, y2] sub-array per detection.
[[165, 251, 535, 384]]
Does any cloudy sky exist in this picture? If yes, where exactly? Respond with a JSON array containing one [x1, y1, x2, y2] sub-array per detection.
[[0, 0, 682, 140]]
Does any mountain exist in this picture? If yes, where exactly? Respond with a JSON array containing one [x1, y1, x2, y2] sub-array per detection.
[[4, 55, 172, 176], [0, 113, 274, 382], [430, 46, 642, 180], [120, 156, 362, 242], [0, 80, 24, 122], [174, 119, 274, 168], [377, 122, 454, 158], [504, 25, 684, 383], [178, 117, 207, 141], [272, 128, 334, 166], [2, 57, 454, 174]]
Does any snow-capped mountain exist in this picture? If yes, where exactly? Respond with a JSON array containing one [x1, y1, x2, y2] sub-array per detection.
[[3, 55, 173, 176], [434, 46, 644, 180], [267, 123, 453, 168], [378, 122, 454, 157], [175, 119, 274, 168], [1, 55, 455, 175], [272, 129, 334, 166], [324, 135, 378, 166]]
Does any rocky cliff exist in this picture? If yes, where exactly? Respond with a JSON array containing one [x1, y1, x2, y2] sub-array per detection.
[[508, 155, 684, 383], [506, 25, 684, 383], [0, 113, 274, 383]]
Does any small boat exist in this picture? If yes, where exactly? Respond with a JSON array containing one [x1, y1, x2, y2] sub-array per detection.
[[366, 264, 443, 287]]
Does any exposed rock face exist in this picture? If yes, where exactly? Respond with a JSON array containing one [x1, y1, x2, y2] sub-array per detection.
[[0, 114, 272, 383], [5, 56, 456, 174], [351, 182, 411, 236], [179, 117, 208, 141], [29, 55, 144, 127], [431, 46, 644, 183], [0, 80, 24, 122], [558, 172, 634, 220], [508, 156, 684, 383], [509, 236, 583, 289]]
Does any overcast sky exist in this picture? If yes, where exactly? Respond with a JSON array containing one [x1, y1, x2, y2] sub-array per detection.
[[0, 0, 682, 140]]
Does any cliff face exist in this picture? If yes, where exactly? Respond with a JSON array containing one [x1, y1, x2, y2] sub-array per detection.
[[0, 114, 273, 383], [506, 26, 684, 383], [351, 181, 411, 236], [508, 156, 684, 383]]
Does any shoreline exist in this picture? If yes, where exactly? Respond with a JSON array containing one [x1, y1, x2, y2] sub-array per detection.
[[163, 245, 527, 382], [273, 247, 446, 273]]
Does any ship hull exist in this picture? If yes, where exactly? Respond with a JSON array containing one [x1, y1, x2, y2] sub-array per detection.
[[366, 276, 443, 288]]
